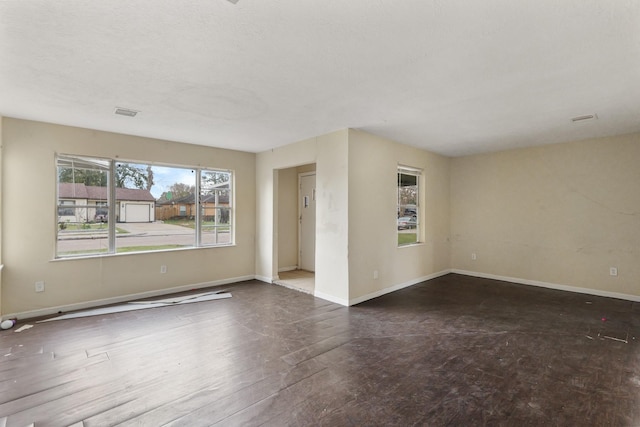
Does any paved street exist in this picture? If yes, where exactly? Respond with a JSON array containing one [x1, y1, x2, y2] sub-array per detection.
[[57, 222, 230, 254]]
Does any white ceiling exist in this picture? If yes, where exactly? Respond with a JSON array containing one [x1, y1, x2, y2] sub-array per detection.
[[1, 0, 639, 156]]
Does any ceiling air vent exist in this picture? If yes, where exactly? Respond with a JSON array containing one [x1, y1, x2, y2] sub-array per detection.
[[114, 107, 139, 117], [571, 114, 597, 123]]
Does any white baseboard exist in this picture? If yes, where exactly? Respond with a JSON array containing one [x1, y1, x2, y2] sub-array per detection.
[[278, 266, 298, 273], [314, 290, 349, 306], [4, 274, 256, 321], [254, 274, 275, 284], [348, 269, 452, 306], [451, 269, 640, 302], [14, 268, 634, 322]]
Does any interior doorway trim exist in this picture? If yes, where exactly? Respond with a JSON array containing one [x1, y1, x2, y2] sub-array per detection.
[[298, 172, 316, 272]]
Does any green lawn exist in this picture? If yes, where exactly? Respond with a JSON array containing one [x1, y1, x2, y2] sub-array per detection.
[[60, 223, 107, 231], [163, 218, 221, 228], [398, 232, 418, 246], [58, 223, 129, 234], [164, 218, 229, 231], [163, 218, 196, 228]]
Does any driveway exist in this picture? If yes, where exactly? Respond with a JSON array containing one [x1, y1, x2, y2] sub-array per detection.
[[116, 222, 192, 236]]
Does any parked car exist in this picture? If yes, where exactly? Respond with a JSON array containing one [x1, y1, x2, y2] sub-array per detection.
[[397, 216, 417, 229], [94, 213, 108, 223]]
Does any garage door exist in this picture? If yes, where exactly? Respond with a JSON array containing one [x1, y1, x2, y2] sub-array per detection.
[[124, 203, 150, 222]]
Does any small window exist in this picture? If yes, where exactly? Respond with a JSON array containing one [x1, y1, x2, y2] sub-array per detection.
[[58, 200, 76, 216], [95, 202, 108, 215], [397, 166, 421, 246]]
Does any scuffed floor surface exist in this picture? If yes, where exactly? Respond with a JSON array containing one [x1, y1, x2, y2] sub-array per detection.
[[1, 274, 639, 426]]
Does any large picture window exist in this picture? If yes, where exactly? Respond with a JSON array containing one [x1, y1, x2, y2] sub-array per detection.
[[397, 166, 421, 246], [56, 154, 234, 258]]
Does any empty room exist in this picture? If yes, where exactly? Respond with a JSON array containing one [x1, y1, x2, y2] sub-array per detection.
[[1, 1, 639, 426]]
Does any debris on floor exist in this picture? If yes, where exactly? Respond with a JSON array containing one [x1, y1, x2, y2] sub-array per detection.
[[37, 290, 232, 323], [601, 332, 629, 344], [129, 289, 228, 305], [1, 319, 16, 330], [14, 324, 34, 333], [586, 323, 630, 344]]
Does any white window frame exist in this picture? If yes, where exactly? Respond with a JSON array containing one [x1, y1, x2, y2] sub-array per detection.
[[56, 154, 234, 258], [397, 165, 422, 246]]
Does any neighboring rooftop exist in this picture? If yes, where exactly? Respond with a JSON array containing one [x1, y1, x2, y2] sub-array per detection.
[[58, 183, 155, 202]]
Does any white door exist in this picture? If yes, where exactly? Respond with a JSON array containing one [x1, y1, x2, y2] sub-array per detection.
[[299, 173, 316, 272]]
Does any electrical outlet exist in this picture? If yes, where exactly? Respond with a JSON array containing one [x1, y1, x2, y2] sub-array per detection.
[[471, 253, 477, 260], [609, 267, 618, 277], [160, 265, 167, 274], [35, 281, 45, 292]]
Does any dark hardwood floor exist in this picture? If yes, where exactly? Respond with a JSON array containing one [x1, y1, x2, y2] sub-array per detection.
[[1, 273, 639, 426]]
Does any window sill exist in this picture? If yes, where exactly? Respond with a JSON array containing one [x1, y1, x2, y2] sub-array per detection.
[[397, 242, 424, 249], [51, 243, 236, 262]]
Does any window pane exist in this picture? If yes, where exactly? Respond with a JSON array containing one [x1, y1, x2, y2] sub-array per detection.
[[200, 170, 232, 246], [116, 163, 196, 253], [398, 170, 420, 246], [57, 156, 109, 257], [398, 173, 418, 207], [58, 200, 75, 216], [95, 202, 108, 221]]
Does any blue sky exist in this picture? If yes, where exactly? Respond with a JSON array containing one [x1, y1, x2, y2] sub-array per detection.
[[148, 166, 196, 198]]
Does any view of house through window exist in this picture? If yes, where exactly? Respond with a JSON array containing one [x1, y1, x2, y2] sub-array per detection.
[[57, 155, 110, 255], [200, 170, 232, 245], [56, 155, 233, 258], [397, 166, 421, 246]]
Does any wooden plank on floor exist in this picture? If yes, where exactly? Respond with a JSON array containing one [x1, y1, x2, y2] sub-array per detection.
[[280, 335, 351, 366]]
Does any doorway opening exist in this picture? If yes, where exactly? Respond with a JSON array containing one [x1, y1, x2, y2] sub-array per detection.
[[276, 269, 315, 294], [275, 164, 315, 294]]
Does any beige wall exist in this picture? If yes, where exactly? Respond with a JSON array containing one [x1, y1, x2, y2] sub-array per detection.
[[451, 133, 640, 298], [1, 118, 256, 316], [255, 136, 318, 282], [0, 116, 3, 315], [314, 131, 350, 303], [256, 130, 350, 304], [258, 129, 450, 305], [5, 116, 636, 317], [347, 130, 451, 302]]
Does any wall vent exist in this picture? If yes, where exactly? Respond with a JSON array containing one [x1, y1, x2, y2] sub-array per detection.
[[114, 107, 139, 117], [571, 114, 597, 122]]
